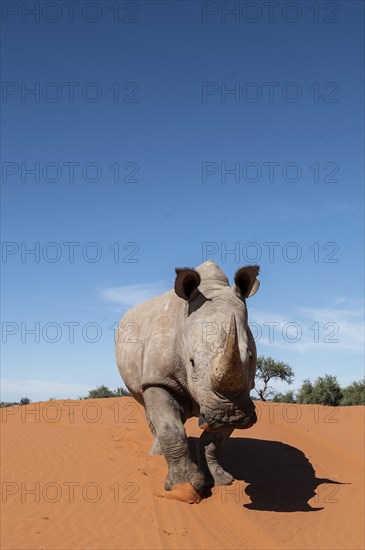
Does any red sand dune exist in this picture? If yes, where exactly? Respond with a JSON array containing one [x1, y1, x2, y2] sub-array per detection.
[[1, 398, 364, 549]]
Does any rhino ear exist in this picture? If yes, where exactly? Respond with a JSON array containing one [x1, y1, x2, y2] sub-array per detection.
[[174, 268, 201, 300], [234, 265, 260, 299]]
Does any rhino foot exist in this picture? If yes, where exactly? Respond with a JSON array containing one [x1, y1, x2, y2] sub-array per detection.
[[161, 483, 201, 504], [165, 463, 205, 495], [210, 465, 234, 486], [197, 428, 234, 487]]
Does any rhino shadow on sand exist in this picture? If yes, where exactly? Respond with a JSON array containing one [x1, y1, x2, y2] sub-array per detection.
[[188, 436, 344, 512]]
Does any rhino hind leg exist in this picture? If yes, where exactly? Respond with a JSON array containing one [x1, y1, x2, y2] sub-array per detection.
[[143, 386, 205, 500], [197, 429, 234, 487]]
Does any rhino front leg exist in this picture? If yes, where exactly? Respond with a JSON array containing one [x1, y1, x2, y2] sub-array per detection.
[[198, 428, 234, 487], [144, 386, 205, 498], [149, 435, 162, 455], [145, 419, 163, 455]]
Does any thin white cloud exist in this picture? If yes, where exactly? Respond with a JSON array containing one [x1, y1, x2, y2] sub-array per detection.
[[300, 304, 364, 353], [250, 300, 364, 354], [100, 282, 169, 309], [330, 201, 355, 213]]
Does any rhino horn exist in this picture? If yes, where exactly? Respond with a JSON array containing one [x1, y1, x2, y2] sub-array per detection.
[[211, 314, 244, 394]]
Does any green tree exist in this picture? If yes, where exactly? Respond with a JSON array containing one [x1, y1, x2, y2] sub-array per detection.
[[255, 356, 294, 401], [114, 387, 131, 397], [297, 379, 314, 404], [86, 385, 116, 399], [312, 375, 343, 406], [297, 375, 343, 406], [19, 397, 31, 405], [340, 380, 365, 406], [272, 390, 296, 403], [83, 385, 131, 399]]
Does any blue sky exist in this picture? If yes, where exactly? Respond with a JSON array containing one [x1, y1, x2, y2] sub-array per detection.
[[1, 0, 364, 402]]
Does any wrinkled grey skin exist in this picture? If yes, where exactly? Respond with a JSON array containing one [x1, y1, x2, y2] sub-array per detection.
[[115, 260, 260, 494]]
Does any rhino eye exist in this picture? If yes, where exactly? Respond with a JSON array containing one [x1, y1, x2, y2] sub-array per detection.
[[190, 359, 195, 367]]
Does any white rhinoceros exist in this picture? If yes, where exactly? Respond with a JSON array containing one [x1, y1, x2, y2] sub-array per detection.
[[115, 260, 260, 502]]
